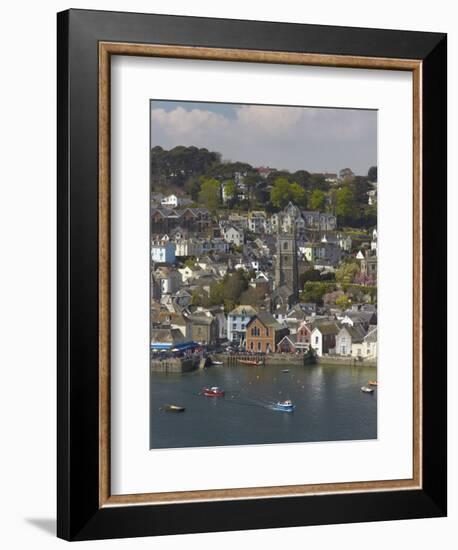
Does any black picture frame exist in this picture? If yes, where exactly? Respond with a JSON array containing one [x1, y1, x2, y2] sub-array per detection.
[[57, 8, 447, 541]]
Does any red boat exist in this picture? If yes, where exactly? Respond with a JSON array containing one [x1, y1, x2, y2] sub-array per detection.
[[238, 359, 262, 366], [202, 386, 225, 397]]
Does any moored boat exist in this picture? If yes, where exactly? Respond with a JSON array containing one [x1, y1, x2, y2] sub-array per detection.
[[368, 380, 378, 387], [202, 386, 225, 397], [238, 359, 262, 366], [162, 404, 185, 412], [211, 360, 223, 365], [361, 386, 374, 394], [271, 399, 295, 412]]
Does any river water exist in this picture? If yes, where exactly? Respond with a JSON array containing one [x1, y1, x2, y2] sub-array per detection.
[[150, 363, 377, 449]]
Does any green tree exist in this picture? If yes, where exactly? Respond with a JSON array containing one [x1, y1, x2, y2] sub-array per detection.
[[270, 177, 306, 208], [335, 186, 356, 221], [309, 189, 326, 210], [335, 294, 352, 311], [270, 177, 292, 208], [183, 257, 197, 269], [335, 260, 360, 284], [300, 282, 330, 305], [223, 179, 237, 200], [184, 177, 201, 201], [339, 167, 355, 184], [198, 178, 221, 210], [290, 182, 307, 207]]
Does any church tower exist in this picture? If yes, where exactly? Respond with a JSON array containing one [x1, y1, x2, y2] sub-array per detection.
[[275, 229, 298, 300]]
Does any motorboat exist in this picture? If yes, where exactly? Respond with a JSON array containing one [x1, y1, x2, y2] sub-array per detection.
[[202, 386, 225, 397], [367, 380, 378, 387], [211, 360, 223, 365], [271, 399, 295, 412], [361, 386, 375, 394]]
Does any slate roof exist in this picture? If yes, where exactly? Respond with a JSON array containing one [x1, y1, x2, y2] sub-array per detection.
[[312, 321, 341, 335], [364, 327, 377, 343], [249, 311, 284, 330], [339, 324, 367, 343], [228, 305, 258, 317], [151, 328, 190, 344]]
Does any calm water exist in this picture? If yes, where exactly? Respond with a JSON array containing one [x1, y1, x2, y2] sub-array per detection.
[[150, 363, 377, 449]]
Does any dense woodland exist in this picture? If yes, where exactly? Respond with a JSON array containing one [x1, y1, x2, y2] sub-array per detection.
[[151, 145, 377, 228]]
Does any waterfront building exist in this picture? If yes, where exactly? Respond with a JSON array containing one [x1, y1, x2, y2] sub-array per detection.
[[245, 312, 289, 354], [150, 328, 198, 353], [227, 305, 257, 347], [295, 320, 313, 352], [277, 334, 298, 353], [310, 322, 340, 356], [185, 311, 218, 347], [335, 324, 367, 356]]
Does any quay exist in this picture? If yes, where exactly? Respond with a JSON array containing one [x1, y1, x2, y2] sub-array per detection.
[[151, 355, 206, 374], [212, 352, 316, 367]]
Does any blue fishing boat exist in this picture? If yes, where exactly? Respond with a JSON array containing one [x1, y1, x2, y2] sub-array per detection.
[[271, 399, 295, 412]]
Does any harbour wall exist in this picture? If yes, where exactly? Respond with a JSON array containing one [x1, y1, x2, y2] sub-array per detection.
[[317, 356, 377, 368], [151, 356, 204, 374]]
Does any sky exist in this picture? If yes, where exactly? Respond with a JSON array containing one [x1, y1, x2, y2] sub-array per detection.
[[150, 100, 377, 176]]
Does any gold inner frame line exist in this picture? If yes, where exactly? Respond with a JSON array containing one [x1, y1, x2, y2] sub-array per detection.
[[98, 41, 422, 507]]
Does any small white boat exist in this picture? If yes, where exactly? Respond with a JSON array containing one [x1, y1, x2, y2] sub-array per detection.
[[211, 360, 223, 365], [271, 400, 295, 412], [361, 386, 374, 394]]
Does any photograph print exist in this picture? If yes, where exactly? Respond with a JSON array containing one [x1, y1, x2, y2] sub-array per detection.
[[149, 100, 378, 449]]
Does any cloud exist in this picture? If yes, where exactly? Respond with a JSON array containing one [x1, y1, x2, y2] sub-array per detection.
[[150, 103, 377, 174]]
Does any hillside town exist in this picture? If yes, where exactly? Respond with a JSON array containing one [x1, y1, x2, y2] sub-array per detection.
[[150, 150, 378, 371]]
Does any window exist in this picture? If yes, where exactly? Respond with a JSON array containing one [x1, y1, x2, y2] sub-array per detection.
[[341, 346, 347, 355], [266, 328, 269, 337], [315, 336, 319, 344], [258, 342, 262, 352], [250, 342, 254, 350], [283, 241, 288, 250], [232, 323, 237, 330]]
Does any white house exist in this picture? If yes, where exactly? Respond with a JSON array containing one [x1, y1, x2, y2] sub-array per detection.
[[351, 327, 377, 359], [310, 323, 339, 356], [335, 325, 366, 356], [178, 265, 201, 283], [161, 194, 179, 208], [154, 267, 182, 295], [248, 211, 267, 233], [227, 305, 257, 347], [371, 228, 377, 252], [151, 241, 176, 264], [175, 238, 203, 257], [222, 226, 245, 247]]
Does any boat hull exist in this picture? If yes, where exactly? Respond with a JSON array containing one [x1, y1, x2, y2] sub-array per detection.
[[202, 387, 225, 397], [271, 404, 295, 412]]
